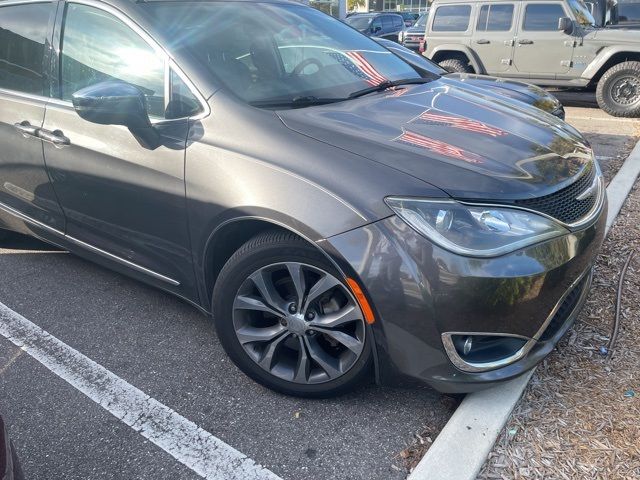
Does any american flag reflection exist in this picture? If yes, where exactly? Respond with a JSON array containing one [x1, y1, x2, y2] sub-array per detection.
[[327, 50, 387, 86], [395, 130, 484, 164], [416, 111, 506, 137]]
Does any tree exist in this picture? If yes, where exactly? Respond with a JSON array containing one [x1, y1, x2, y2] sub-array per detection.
[[348, 0, 365, 11]]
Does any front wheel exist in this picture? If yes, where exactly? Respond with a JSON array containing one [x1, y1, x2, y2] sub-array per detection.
[[596, 61, 640, 117], [212, 231, 373, 398]]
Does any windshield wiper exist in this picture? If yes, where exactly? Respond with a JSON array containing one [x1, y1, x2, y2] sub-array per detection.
[[348, 78, 433, 99], [250, 96, 347, 109]]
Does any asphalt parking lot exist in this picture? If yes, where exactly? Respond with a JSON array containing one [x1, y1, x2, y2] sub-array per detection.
[[1, 93, 637, 480], [0, 234, 454, 480]]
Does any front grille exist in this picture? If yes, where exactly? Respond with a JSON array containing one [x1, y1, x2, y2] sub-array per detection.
[[539, 273, 590, 341], [515, 163, 597, 224]]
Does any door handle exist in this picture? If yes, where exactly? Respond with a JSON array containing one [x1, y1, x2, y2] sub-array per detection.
[[518, 39, 534, 45], [14, 121, 39, 137], [476, 39, 490, 44], [37, 129, 70, 147]]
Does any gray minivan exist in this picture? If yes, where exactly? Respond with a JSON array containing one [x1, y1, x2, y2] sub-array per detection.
[[0, 0, 604, 397]]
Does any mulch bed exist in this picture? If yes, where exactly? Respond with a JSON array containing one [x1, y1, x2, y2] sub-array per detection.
[[479, 178, 640, 480]]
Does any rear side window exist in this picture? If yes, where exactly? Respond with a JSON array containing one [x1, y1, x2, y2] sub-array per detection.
[[0, 3, 52, 95], [60, 3, 166, 117], [477, 4, 514, 30], [523, 3, 565, 30], [433, 5, 472, 31], [393, 16, 403, 28]]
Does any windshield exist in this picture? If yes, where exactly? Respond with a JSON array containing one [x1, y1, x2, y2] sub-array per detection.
[[146, 3, 422, 107], [414, 12, 429, 28], [345, 15, 374, 30], [618, 0, 640, 22], [568, 0, 597, 25]]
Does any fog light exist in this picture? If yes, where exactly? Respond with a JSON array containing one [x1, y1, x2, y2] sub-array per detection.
[[463, 336, 473, 355], [443, 333, 531, 372]]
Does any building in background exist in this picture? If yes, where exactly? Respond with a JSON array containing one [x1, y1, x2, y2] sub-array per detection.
[[350, 0, 430, 13]]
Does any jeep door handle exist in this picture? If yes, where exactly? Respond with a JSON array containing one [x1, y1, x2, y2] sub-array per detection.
[[476, 39, 490, 44], [37, 129, 70, 147], [518, 39, 534, 45], [14, 121, 39, 137]]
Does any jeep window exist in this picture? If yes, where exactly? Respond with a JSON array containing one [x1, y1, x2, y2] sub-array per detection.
[[146, 2, 423, 107], [567, 0, 596, 25], [618, 1, 640, 23], [0, 2, 51, 96], [523, 3, 566, 30], [414, 12, 429, 28], [477, 4, 514, 30], [432, 5, 472, 31]]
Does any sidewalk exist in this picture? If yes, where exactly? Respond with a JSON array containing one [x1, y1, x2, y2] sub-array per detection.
[[479, 178, 640, 480]]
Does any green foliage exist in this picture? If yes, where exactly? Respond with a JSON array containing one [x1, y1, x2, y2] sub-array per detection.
[[348, 0, 366, 11]]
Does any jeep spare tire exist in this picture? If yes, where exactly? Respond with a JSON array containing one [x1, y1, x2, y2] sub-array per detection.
[[596, 61, 640, 117]]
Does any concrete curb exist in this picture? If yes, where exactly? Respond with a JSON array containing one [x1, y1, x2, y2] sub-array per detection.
[[407, 139, 640, 480]]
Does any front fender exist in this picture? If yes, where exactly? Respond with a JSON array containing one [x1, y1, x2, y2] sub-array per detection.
[[582, 46, 640, 79], [426, 44, 485, 73]]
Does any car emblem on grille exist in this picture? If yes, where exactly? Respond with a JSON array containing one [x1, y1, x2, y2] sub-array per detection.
[[575, 176, 599, 201]]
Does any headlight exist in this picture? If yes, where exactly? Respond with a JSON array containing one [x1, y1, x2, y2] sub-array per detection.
[[385, 198, 569, 257]]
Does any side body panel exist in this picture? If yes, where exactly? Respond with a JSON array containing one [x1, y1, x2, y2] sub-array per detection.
[[511, 1, 576, 77], [0, 0, 64, 233], [0, 93, 65, 233], [42, 103, 197, 296], [471, 2, 520, 73]]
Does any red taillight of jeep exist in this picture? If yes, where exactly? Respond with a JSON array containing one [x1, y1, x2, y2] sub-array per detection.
[[419, 40, 426, 54]]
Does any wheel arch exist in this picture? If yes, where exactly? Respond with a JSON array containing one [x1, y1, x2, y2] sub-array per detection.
[[201, 215, 384, 383], [584, 48, 640, 85], [429, 45, 484, 73]]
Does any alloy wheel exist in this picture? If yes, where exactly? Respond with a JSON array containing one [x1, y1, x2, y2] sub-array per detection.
[[232, 262, 366, 384]]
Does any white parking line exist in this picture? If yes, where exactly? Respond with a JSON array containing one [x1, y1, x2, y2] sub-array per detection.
[[0, 302, 281, 480]]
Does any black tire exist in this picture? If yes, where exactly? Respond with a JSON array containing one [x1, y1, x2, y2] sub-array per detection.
[[439, 58, 473, 74], [596, 61, 640, 117], [212, 230, 373, 398]]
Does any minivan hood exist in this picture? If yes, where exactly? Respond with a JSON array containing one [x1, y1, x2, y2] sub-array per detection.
[[277, 80, 591, 201], [442, 74, 562, 112]]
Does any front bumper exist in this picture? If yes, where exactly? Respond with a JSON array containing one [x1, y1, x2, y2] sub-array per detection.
[[326, 198, 606, 393]]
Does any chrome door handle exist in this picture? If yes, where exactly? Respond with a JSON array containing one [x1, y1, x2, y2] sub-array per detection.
[[518, 39, 533, 45], [37, 129, 70, 147], [476, 39, 490, 44], [14, 121, 39, 137]]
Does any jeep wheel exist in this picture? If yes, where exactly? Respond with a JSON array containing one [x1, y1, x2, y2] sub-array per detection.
[[596, 61, 640, 117], [439, 58, 473, 74]]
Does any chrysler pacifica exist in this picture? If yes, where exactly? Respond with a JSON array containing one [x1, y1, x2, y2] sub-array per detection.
[[0, 0, 605, 396]]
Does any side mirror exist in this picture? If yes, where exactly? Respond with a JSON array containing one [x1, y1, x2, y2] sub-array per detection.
[[71, 81, 161, 150], [558, 16, 573, 33], [373, 25, 382, 33]]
